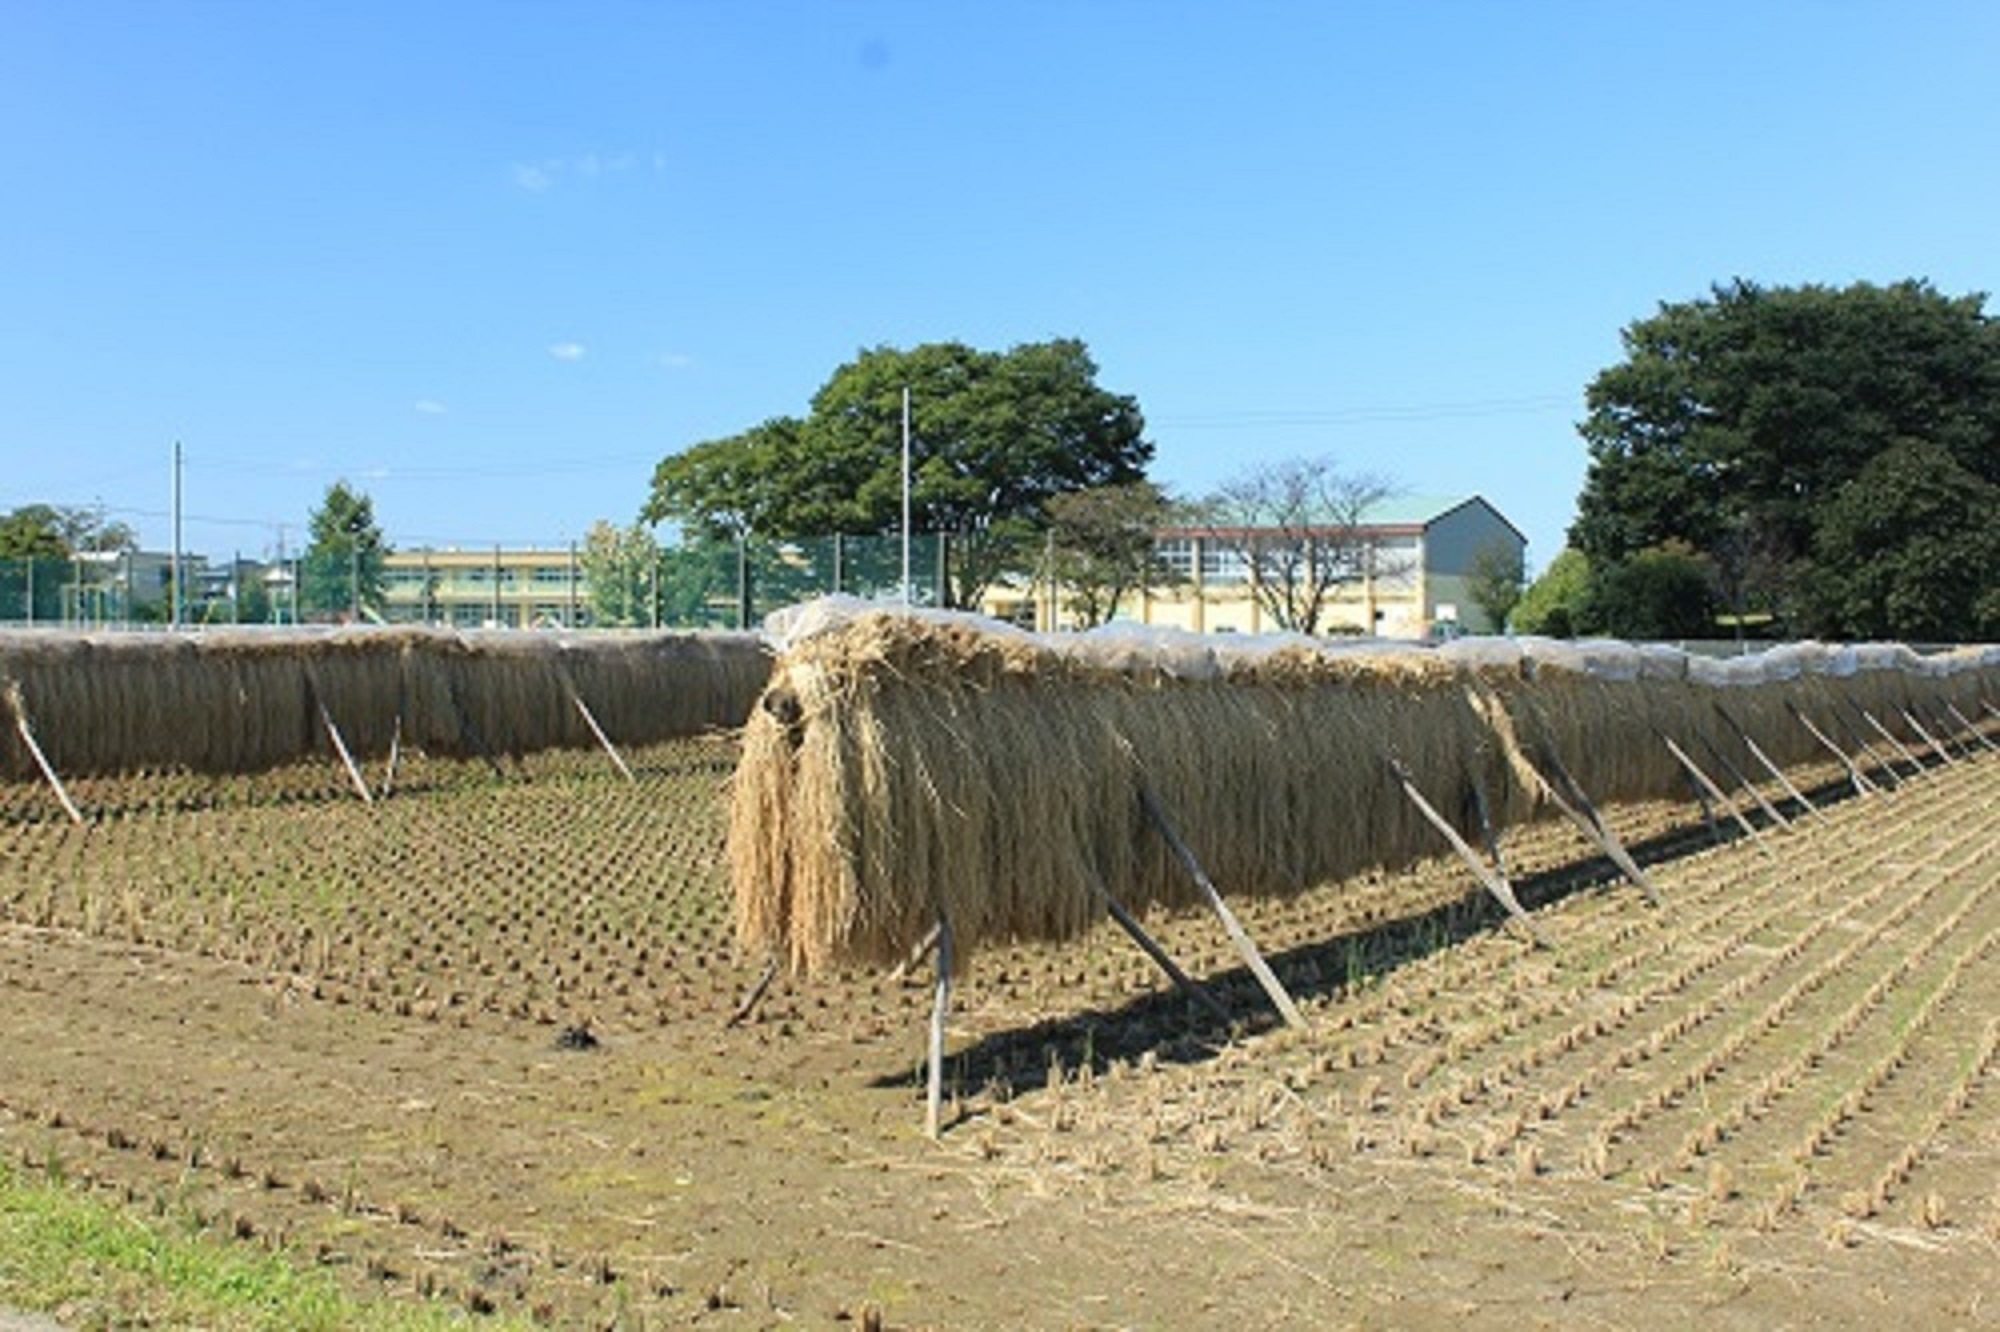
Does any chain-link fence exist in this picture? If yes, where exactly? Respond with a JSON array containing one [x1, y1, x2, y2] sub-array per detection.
[[3, 534, 965, 631]]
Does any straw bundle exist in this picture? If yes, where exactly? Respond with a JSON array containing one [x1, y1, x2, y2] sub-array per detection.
[[0, 626, 770, 779], [733, 611, 1998, 976]]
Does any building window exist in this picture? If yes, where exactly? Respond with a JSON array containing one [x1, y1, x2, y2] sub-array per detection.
[[1202, 544, 1248, 585], [1154, 538, 1193, 581]]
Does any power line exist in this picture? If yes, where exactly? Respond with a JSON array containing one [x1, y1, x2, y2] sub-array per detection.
[[1156, 394, 1575, 430]]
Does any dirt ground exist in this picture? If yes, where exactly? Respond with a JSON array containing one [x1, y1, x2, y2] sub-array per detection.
[[0, 736, 1992, 1329]]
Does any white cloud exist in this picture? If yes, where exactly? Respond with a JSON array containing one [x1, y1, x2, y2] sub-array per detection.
[[511, 162, 554, 192], [656, 351, 694, 371], [414, 399, 447, 416], [548, 341, 586, 362]]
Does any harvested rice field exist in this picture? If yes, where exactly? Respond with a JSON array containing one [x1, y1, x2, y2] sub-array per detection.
[[0, 735, 1993, 1328]]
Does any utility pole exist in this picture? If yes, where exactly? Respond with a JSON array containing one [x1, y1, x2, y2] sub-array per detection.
[[170, 440, 184, 628]]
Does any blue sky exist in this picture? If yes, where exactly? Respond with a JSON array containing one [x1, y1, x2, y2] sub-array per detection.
[[4, 2, 1994, 569]]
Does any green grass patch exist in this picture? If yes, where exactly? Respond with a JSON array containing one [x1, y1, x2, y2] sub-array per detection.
[[0, 1161, 527, 1331]]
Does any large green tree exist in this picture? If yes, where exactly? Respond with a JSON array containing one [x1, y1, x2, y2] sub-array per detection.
[[300, 481, 388, 620], [1800, 439, 2000, 640], [1572, 279, 1999, 637], [644, 339, 1151, 609]]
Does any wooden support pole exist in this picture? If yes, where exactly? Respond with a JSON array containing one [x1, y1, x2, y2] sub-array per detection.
[[1090, 872, 1233, 1025], [1791, 703, 1880, 798], [1387, 757, 1549, 949], [1947, 702, 1999, 754], [1659, 733, 1774, 857], [565, 679, 636, 784], [378, 713, 403, 800], [1524, 738, 1663, 906], [1857, 707, 1925, 778], [1714, 702, 1825, 824], [1899, 706, 1956, 767], [925, 914, 954, 1140], [1829, 705, 1904, 789], [887, 922, 942, 982], [302, 670, 374, 806], [1137, 783, 1306, 1029], [5, 682, 85, 827], [1697, 728, 1790, 829], [1936, 700, 1984, 752], [725, 956, 780, 1029], [1464, 766, 1516, 886]]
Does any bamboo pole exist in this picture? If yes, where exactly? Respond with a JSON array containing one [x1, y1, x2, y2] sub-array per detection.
[[1137, 783, 1305, 1029], [1387, 757, 1548, 948], [4, 681, 84, 827]]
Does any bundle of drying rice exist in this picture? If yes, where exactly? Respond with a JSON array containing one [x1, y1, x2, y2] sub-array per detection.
[[734, 607, 1998, 976], [0, 626, 771, 780]]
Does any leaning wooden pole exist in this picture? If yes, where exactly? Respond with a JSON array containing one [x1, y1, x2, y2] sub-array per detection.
[[1659, 732, 1773, 857], [1856, 706, 1926, 778], [1523, 736, 1663, 906], [303, 669, 374, 806], [1790, 702, 1879, 798], [559, 670, 636, 784], [4, 681, 85, 827], [1828, 703, 1905, 789], [1714, 702, 1824, 823], [1946, 702, 1999, 754], [1897, 706, 1956, 767], [725, 956, 780, 1029], [1137, 783, 1305, 1029], [1387, 757, 1548, 948], [1089, 872, 1233, 1025], [925, 913, 954, 1140], [1697, 728, 1790, 829]]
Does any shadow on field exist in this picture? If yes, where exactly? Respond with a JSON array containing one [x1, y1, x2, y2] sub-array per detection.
[[874, 769, 1881, 1107]]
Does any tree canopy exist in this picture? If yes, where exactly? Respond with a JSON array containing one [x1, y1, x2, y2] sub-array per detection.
[[301, 482, 388, 619], [643, 339, 1150, 608], [1044, 481, 1176, 627], [0, 504, 137, 560], [1571, 278, 1999, 639]]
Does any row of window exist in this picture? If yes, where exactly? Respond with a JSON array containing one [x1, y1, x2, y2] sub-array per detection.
[[1153, 537, 1420, 586]]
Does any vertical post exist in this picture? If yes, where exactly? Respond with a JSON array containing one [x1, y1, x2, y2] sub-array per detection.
[[925, 913, 953, 1140], [736, 533, 752, 631], [901, 386, 912, 608], [567, 539, 579, 628], [170, 440, 183, 629], [491, 544, 502, 627], [831, 532, 844, 596]]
